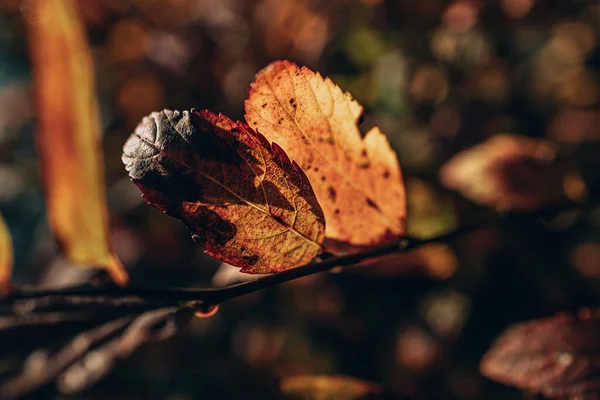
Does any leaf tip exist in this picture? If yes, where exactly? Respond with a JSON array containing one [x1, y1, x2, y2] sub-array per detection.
[[106, 254, 129, 286]]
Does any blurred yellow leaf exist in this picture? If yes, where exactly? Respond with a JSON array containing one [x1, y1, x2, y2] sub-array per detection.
[[0, 212, 12, 294], [25, 0, 127, 285], [280, 375, 382, 400]]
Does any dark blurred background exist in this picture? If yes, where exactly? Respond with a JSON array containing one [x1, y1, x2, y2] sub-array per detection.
[[1, 0, 600, 398]]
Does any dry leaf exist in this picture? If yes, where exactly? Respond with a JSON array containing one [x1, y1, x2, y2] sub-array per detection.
[[480, 308, 600, 399], [0, 213, 12, 294], [439, 134, 575, 211], [280, 375, 382, 400], [245, 60, 406, 246], [25, 0, 127, 284], [122, 109, 325, 273]]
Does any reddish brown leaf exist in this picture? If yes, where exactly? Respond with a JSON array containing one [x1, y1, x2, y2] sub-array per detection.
[[122, 109, 325, 273], [439, 134, 579, 211], [245, 60, 406, 246], [25, 0, 127, 285], [480, 308, 600, 399], [280, 375, 382, 400], [0, 212, 12, 294]]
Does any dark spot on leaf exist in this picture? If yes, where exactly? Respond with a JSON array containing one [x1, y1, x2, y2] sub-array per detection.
[[328, 186, 336, 202], [361, 149, 367, 157], [383, 170, 390, 179], [321, 176, 326, 181], [242, 255, 259, 266], [262, 103, 267, 108], [335, 209, 340, 215], [240, 247, 245, 252], [314, 167, 319, 172], [366, 198, 380, 211], [183, 206, 237, 246], [289, 98, 296, 108]]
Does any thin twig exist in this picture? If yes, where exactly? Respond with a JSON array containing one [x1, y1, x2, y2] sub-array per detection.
[[3, 236, 418, 306], [1, 200, 592, 313], [0, 200, 593, 399]]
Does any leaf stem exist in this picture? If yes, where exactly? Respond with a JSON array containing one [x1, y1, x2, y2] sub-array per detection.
[[1, 200, 592, 313]]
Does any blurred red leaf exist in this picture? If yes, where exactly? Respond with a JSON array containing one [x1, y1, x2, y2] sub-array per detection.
[[122, 109, 325, 273], [245, 60, 406, 247], [439, 134, 579, 211], [480, 308, 600, 399]]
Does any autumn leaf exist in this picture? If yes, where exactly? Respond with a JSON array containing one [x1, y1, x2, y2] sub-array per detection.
[[439, 134, 582, 211], [122, 109, 325, 273], [25, 0, 127, 284], [245, 60, 406, 246], [0, 213, 12, 294], [279, 375, 383, 400], [480, 308, 600, 399]]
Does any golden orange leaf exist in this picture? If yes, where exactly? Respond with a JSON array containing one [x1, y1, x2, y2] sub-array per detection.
[[0, 212, 13, 294], [280, 375, 382, 400], [122, 109, 325, 273], [25, 0, 127, 284], [245, 60, 406, 246]]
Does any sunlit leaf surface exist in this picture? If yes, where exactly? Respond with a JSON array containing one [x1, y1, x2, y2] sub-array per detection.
[[123, 109, 325, 273], [245, 60, 406, 246]]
